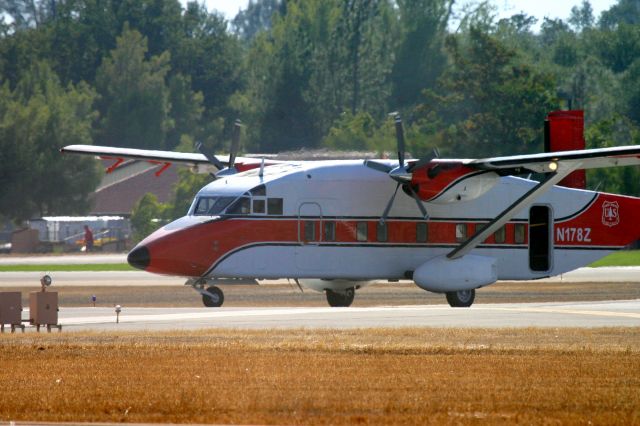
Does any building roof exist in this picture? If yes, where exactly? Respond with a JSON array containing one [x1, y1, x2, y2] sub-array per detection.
[[90, 161, 180, 216]]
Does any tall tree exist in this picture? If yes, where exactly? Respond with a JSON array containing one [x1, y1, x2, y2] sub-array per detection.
[[390, 0, 452, 110], [419, 28, 558, 157], [232, 0, 281, 41], [95, 25, 172, 149], [0, 61, 100, 222]]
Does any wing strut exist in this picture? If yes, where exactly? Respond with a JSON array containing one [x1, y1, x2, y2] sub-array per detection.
[[447, 162, 580, 260]]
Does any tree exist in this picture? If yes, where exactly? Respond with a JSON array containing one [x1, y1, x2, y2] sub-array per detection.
[[390, 0, 453, 110], [0, 61, 100, 222], [600, 0, 640, 30], [569, 0, 594, 32], [418, 28, 558, 157], [130, 193, 169, 243], [232, 0, 281, 41], [95, 25, 172, 149]]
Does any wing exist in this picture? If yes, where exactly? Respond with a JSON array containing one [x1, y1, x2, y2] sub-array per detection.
[[468, 145, 640, 174], [60, 144, 271, 174]]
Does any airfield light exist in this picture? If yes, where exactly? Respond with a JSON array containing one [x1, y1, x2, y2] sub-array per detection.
[[115, 305, 122, 323], [40, 274, 52, 291], [548, 161, 558, 172]]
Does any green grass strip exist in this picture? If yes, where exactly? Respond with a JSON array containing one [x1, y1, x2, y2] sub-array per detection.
[[0, 263, 135, 272], [589, 250, 640, 267]]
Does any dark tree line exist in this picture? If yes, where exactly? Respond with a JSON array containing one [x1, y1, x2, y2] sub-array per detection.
[[2, 0, 640, 223]]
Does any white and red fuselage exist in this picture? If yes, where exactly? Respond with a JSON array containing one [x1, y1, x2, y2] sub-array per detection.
[[128, 159, 640, 293]]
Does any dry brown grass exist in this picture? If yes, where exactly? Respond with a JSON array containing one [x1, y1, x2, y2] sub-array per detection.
[[1, 328, 639, 425]]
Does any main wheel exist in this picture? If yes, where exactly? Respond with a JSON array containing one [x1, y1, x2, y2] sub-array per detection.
[[446, 289, 475, 307], [202, 285, 224, 307], [325, 287, 355, 307]]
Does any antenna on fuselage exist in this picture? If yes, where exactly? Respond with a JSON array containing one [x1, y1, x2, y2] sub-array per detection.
[[259, 157, 265, 179]]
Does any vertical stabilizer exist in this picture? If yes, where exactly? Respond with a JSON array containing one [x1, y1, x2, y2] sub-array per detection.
[[545, 110, 586, 189]]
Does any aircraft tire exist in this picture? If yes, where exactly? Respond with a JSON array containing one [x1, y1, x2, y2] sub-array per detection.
[[202, 285, 224, 307], [445, 289, 475, 307], [326, 287, 355, 307]]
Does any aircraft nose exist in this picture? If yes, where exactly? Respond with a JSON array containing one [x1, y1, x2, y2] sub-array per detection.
[[127, 246, 150, 270]]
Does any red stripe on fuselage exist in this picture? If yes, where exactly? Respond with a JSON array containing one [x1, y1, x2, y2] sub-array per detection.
[[137, 191, 640, 278]]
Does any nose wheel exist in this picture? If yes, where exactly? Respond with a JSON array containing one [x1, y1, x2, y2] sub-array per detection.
[[188, 279, 226, 308]]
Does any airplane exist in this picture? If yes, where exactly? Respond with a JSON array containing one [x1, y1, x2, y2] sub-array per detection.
[[61, 110, 640, 308]]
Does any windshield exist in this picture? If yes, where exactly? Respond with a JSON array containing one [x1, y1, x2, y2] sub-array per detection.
[[193, 196, 237, 216]]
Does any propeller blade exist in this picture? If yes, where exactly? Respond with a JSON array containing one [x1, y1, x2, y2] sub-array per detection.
[[229, 119, 241, 169], [196, 141, 225, 170], [380, 182, 401, 225], [364, 159, 393, 173], [394, 114, 405, 168], [408, 147, 440, 171], [407, 185, 429, 219]]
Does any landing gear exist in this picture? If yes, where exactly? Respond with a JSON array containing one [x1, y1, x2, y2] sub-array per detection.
[[446, 289, 475, 307], [202, 285, 224, 307], [326, 287, 355, 307]]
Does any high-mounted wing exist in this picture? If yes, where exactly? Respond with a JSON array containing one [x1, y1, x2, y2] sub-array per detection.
[[468, 145, 640, 174], [61, 120, 275, 176], [61, 144, 212, 166]]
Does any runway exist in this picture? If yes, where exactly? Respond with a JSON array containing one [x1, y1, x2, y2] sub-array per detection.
[[14, 299, 640, 331]]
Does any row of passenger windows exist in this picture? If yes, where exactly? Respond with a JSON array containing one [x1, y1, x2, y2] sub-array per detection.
[[455, 223, 526, 244], [302, 221, 526, 244]]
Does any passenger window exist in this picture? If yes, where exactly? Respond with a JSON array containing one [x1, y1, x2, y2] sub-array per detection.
[[377, 222, 388, 242], [494, 226, 506, 244], [227, 197, 250, 215], [304, 221, 316, 241], [267, 198, 283, 215], [324, 221, 336, 242], [416, 222, 428, 243], [253, 199, 265, 214], [514, 223, 526, 244], [455, 224, 467, 242], [356, 222, 368, 242]]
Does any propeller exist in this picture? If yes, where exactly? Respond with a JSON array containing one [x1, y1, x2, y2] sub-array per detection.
[[368, 113, 433, 224], [196, 119, 243, 178]]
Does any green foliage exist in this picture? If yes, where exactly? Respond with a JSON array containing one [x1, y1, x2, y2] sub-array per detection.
[[130, 193, 170, 243], [323, 111, 391, 152], [0, 61, 100, 223], [3, 0, 640, 220], [419, 28, 558, 157], [390, 0, 452, 110], [95, 25, 172, 149]]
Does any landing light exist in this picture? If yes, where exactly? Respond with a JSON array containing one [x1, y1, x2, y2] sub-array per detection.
[[548, 161, 558, 172]]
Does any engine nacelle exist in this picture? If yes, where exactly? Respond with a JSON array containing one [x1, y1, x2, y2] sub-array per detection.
[[411, 161, 499, 203], [413, 255, 497, 293], [298, 279, 373, 293]]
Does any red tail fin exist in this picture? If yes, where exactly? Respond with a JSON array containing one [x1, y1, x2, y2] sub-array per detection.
[[545, 110, 586, 189]]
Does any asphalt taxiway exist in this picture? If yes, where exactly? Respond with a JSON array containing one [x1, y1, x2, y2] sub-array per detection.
[[11, 299, 639, 331]]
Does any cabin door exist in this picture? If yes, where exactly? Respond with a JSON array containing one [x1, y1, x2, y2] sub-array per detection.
[[529, 205, 553, 272]]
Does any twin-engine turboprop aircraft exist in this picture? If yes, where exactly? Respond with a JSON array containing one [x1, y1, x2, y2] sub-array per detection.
[[62, 111, 640, 308]]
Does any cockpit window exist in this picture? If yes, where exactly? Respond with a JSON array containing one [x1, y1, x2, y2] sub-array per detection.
[[194, 196, 236, 216]]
